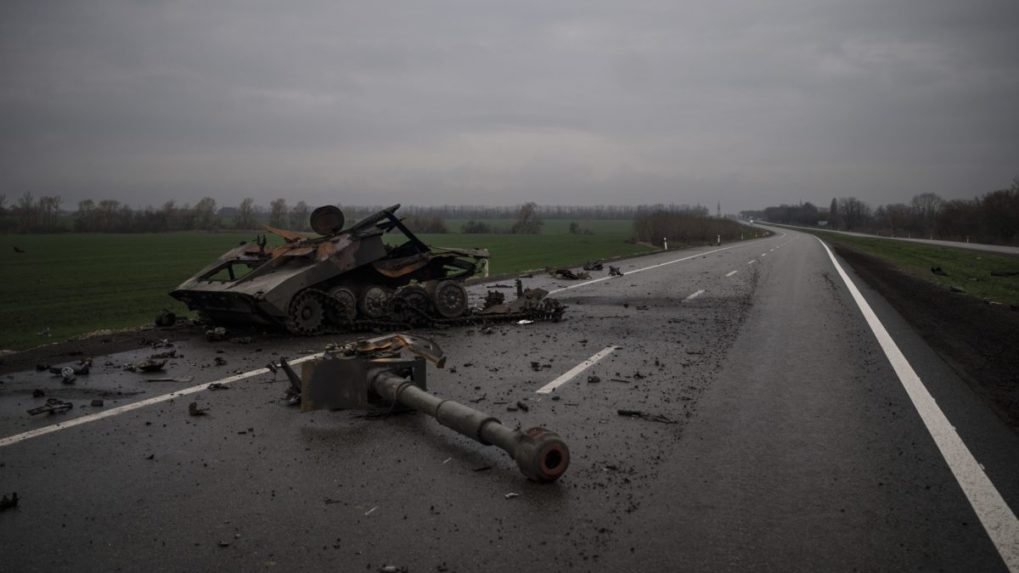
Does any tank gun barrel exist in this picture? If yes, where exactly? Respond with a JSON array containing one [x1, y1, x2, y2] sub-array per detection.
[[370, 369, 570, 483]]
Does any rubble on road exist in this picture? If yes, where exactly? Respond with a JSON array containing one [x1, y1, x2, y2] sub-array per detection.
[[27, 399, 73, 416]]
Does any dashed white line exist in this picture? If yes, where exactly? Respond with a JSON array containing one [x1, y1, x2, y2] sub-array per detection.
[[0, 352, 326, 448], [761, 253, 767, 257], [725, 270, 738, 277], [747, 260, 757, 265], [548, 245, 738, 295], [536, 346, 619, 394], [818, 237, 1019, 571], [684, 289, 705, 301]]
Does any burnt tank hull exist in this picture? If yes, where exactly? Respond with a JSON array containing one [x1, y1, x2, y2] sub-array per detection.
[[170, 204, 492, 333]]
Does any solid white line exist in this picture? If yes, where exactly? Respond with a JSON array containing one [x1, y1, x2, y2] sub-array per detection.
[[0, 352, 326, 449], [818, 238, 1019, 571], [725, 270, 738, 277], [684, 289, 705, 302], [548, 245, 739, 295], [536, 346, 618, 394]]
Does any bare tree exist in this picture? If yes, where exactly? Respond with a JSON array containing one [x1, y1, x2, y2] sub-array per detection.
[[236, 198, 257, 229], [510, 202, 543, 234], [193, 197, 219, 230], [290, 200, 310, 231], [910, 192, 943, 236], [269, 198, 288, 227]]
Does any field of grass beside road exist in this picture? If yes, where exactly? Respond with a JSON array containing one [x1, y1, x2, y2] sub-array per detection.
[[0, 221, 653, 351], [809, 229, 1019, 306]]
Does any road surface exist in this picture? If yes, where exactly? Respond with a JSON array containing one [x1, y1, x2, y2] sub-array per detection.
[[762, 222, 1019, 255], [1, 228, 1016, 572]]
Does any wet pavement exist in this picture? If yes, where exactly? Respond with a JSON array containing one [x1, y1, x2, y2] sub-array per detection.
[[1, 230, 1016, 572]]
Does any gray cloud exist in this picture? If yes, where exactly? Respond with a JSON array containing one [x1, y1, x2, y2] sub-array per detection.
[[1, 0, 1017, 211]]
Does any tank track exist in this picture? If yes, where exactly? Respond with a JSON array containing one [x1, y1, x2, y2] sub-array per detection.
[[287, 287, 565, 336]]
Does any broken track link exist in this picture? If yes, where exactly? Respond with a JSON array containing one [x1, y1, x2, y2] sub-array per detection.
[[286, 287, 564, 336]]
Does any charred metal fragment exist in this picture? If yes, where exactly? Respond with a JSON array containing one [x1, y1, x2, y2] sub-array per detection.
[[27, 399, 73, 416]]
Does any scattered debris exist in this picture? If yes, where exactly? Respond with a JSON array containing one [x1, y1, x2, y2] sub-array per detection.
[[145, 376, 195, 383], [617, 409, 679, 424], [32, 389, 45, 398], [364, 506, 378, 516], [59, 367, 76, 385], [90, 399, 104, 408], [37, 327, 51, 337], [480, 326, 494, 335], [230, 336, 254, 344], [12, 245, 25, 254], [208, 383, 229, 391], [548, 267, 591, 280], [217, 541, 231, 548], [504, 492, 520, 500], [378, 565, 407, 573], [0, 493, 18, 511], [214, 356, 228, 366], [205, 327, 228, 342], [609, 266, 624, 277], [49, 359, 92, 377], [188, 402, 209, 416], [587, 375, 601, 384], [516, 319, 534, 325], [35, 364, 49, 371], [516, 400, 530, 412], [473, 465, 493, 472], [27, 399, 73, 416], [126, 358, 167, 373], [583, 261, 604, 271], [154, 309, 177, 327], [950, 286, 967, 294], [149, 349, 177, 359], [931, 266, 949, 276], [610, 378, 630, 384]]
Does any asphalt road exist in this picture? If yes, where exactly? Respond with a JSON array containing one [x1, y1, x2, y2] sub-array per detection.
[[765, 222, 1019, 255], [1, 229, 1017, 572]]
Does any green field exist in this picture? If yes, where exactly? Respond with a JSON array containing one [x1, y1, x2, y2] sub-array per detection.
[[809, 230, 1019, 306], [0, 221, 652, 350]]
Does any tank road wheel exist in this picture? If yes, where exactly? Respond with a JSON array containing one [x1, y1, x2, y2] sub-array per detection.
[[359, 286, 392, 320], [286, 290, 326, 335], [328, 286, 358, 323], [429, 280, 468, 319], [389, 285, 432, 326]]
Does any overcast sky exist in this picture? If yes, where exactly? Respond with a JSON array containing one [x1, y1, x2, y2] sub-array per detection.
[[1, 0, 1017, 212]]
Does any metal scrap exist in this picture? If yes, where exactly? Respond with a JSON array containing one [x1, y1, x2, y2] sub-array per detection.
[[548, 267, 591, 280], [188, 402, 209, 416], [0, 493, 18, 511], [582, 261, 604, 271], [617, 409, 678, 424], [126, 358, 166, 373], [609, 266, 623, 276], [27, 399, 73, 416]]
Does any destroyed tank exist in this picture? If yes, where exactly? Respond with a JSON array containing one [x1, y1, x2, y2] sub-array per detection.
[[170, 204, 563, 334]]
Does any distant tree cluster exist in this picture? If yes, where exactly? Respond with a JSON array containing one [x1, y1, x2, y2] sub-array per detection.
[[634, 208, 750, 247], [748, 179, 1019, 245], [401, 214, 448, 234]]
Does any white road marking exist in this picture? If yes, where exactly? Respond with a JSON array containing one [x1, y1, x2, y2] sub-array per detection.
[[725, 270, 738, 277], [536, 346, 619, 394], [684, 289, 705, 302], [761, 253, 767, 257], [747, 260, 757, 265], [548, 245, 738, 295], [818, 238, 1019, 571], [0, 352, 326, 448]]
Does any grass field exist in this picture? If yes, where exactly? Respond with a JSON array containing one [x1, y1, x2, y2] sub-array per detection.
[[809, 230, 1019, 306], [0, 221, 652, 350]]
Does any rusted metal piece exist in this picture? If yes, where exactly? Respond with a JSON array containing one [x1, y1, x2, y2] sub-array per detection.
[[548, 267, 590, 280], [299, 335, 570, 482], [27, 399, 73, 416]]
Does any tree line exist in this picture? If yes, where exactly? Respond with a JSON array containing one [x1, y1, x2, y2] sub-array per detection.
[[633, 207, 751, 247], [0, 194, 713, 234], [741, 179, 1019, 245]]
